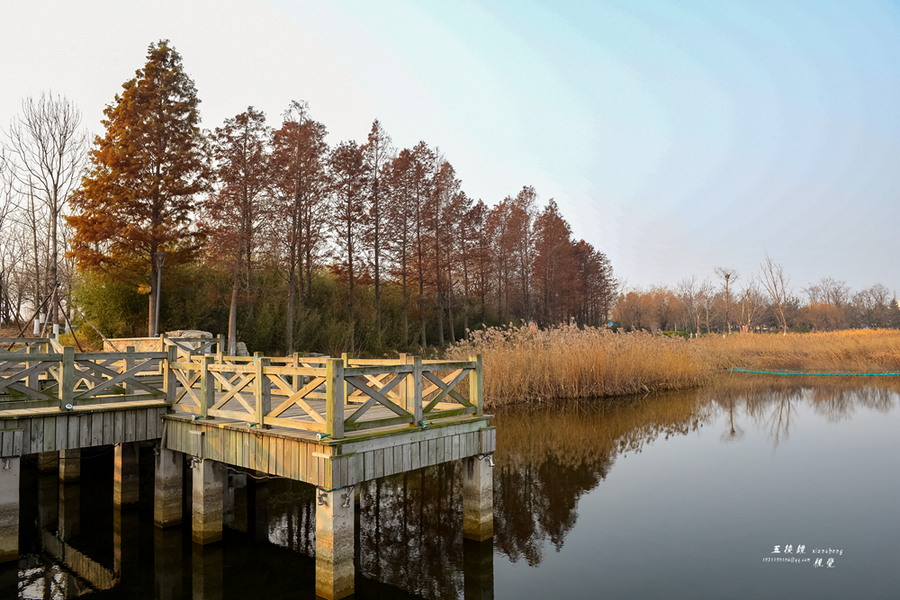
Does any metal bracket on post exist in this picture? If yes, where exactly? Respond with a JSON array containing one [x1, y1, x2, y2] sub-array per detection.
[[341, 485, 356, 508], [317, 488, 328, 506], [477, 453, 495, 468]]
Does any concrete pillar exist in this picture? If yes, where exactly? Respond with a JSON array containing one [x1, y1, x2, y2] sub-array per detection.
[[155, 445, 184, 528], [59, 480, 80, 543], [113, 506, 139, 582], [464, 539, 495, 600], [38, 471, 59, 533], [0, 457, 19, 563], [114, 442, 140, 507], [315, 486, 355, 600], [38, 451, 59, 473], [59, 448, 81, 483], [154, 527, 184, 600], [191, 544, 223, 600], [463, 455, 493, 542], [192, 459, 224, 545]]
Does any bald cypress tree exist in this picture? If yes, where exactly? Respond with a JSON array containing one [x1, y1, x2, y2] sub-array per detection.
[[68, 40, 210, 335]]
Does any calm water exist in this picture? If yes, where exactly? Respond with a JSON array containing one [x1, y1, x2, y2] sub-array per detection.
[[5, 375, 899, 599]]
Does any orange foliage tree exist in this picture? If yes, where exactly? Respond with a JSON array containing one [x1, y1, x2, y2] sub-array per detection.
[[67, 40, 210, 335]]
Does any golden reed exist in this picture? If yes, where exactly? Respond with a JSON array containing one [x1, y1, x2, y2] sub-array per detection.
[[447, 324, 705, 407], [448, 326, 900, 407], [694, 329, 900, 373]]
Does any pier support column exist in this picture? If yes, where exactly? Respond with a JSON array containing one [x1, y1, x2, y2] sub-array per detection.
[[38, 469, 59, 532], [154, 445, 184, 528], [0, 457, 19, 563], [114, 442, 140, 507], [59, 449, 80, 483], [315, 487, 355, 600], [59, 479, 80, 543], [38, 451, 59, 473], [463, 455, 493, 542], [192, 458, 224, 545], [113, 506, 139, 582]]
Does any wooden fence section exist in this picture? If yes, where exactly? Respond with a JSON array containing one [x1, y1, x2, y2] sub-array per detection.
[[1, 344, 168, 412], [169, 353, 483, 439]]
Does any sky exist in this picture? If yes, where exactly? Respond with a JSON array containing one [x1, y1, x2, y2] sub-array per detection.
[[3, 0, 899, 298]]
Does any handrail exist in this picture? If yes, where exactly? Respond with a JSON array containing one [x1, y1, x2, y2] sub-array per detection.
[[2, 348, 484, 436], [168, 353, 484, 438]]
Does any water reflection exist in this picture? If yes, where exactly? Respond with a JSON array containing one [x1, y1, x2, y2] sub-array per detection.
[[8, 377, 898, 599]]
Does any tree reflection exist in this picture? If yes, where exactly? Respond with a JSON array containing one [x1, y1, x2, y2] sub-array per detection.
[[249, 375, 898, 592]]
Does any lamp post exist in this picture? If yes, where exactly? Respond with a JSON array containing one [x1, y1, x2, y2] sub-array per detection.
[[153, 252, 167, 337]]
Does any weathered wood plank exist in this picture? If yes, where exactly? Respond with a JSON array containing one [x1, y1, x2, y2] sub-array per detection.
[[114, 412, 124, 444], [135, 410, 147, 441], [91, 413, 103, 447], [373, 448, 384, 479], [56, 415, 67, 451], [79, 413, 91, 447], [101, 412, 113, 445], [124, 410, 136, 443], [409, 442, 420, 471], [268, 435, 277, 476], [297, 441, 306, 481], [275, 436, 285, 477]]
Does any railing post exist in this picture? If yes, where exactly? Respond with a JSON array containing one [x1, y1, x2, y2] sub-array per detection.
[[326, 358, 344, 440], [164, 346, 177, 406], [200, 356, 214, 419], [292, 352, 301, 392], [341, 352, 352, 404], [59, 346, 75, 410], [254, 357, 270, 429], [215, 340, 223, 393], [159, 333, 168, 376], [124, 345, 135, 394], [411, 356, 423, 424], [470, 354, 483, 417], [26, 345, 38, 391]]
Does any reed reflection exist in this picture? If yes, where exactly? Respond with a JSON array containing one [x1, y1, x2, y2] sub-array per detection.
[[702, 374, 900, 447]]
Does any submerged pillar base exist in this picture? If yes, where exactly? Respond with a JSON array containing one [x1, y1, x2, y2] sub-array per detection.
[[192, 459, 224, 545], [155, 446, 184, 528], [114, 442, 140, 507], [463, 455, 493, 542], [315, 487, 355, 600], [0, 457, 19, 563], [60, 448, 80, 483]]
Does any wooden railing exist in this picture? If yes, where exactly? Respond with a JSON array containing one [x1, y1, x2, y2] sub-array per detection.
[[0, 339, 168, 412], [2, 339, 484, 440], [169, 353, 484, 439]]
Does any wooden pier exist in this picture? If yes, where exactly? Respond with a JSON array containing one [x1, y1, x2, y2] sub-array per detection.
[[0, 336, 495, 600]]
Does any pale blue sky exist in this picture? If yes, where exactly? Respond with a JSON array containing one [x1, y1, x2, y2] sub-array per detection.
[[3, 1, 899, 296]]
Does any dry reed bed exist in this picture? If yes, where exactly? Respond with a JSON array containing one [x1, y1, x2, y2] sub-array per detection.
[[694, 329, 900, 373], [447, 324, 706, 407]]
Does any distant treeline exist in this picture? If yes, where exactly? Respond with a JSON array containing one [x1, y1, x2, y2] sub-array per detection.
[[614, 273, 899, 334]]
